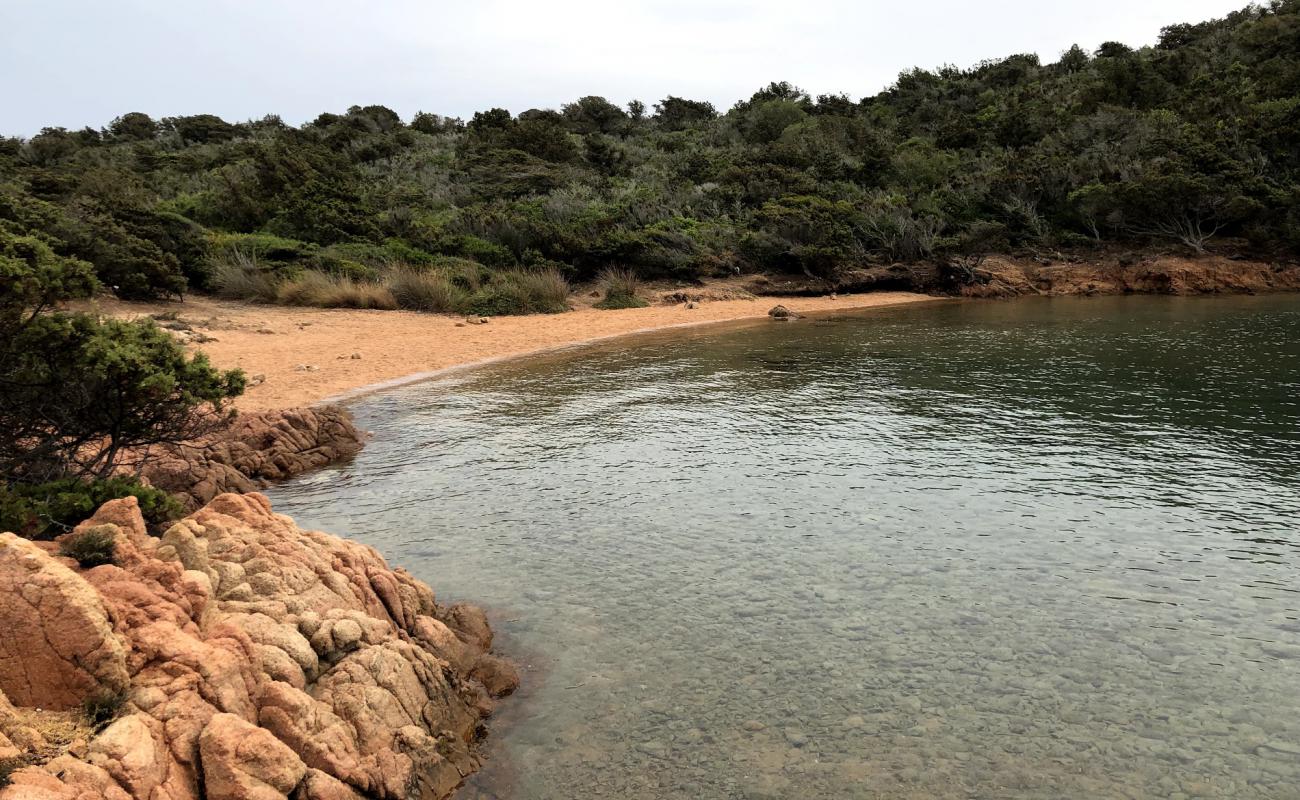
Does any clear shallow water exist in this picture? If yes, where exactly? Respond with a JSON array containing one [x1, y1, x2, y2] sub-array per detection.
[[267, 296, 1300, 800]]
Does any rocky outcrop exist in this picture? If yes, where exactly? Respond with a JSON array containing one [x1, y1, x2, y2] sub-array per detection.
[[0, 493, 516, 800], [744, 255, 1300, 298], [0, 534, 130, 711], [135, 407, 366, 513], [965, 255, 1300, 298]]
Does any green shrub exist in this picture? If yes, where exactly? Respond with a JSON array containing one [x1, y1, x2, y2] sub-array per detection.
[[594, 267, 648, 309], [439, 257, 490, 292], [463, 269, 570, 316], [387, 266, 466, 313], [60, 525, 118, 568], [380, 238, 440, 266], [0, 477, 182, 540], [311, 242, 389, 280], [81, 690, 127, 730], [463, 280, 532, 317], [445, 234, 515, 267], [208, 232, 316, 267]]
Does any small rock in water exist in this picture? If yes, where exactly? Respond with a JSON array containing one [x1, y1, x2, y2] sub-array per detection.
[[1257, 739, 1300, 757], [742, 720, 766, 732], [783, 729, 809, 748], [768, 305, 800, 320]]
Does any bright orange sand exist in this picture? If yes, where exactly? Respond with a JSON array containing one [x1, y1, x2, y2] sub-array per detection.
[[88, 291, 939, 410]]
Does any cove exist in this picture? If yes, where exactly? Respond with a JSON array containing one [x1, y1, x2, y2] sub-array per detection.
[[267, 295, 1300, 800]]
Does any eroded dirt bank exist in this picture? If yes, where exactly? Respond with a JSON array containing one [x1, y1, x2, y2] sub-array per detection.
[[746, 254, 1300, 298]]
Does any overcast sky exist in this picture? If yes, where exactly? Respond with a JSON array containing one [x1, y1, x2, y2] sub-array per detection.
[[1, 0, 1250, 136]]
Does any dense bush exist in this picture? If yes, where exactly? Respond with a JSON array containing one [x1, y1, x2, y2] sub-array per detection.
[[2, 2, 1297, 303], [1, 227, 244, 499], [0, 476, 182, 540], [463, 268, 571, 316]]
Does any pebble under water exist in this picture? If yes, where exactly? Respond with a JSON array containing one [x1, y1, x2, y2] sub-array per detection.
[[266, 295, 1300, 799]]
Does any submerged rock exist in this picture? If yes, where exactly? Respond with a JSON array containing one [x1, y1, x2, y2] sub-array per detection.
[[0, 492, 516, 800]]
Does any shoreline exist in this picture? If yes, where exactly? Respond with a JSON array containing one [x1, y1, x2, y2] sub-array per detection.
[[318, 296, 950, 406], [88, 291, 940, 411]]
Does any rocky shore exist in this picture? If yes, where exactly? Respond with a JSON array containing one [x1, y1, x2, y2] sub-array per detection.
[[0, 491, 517, 800], [745, 254, 1300, 298], [134, 406, 367, 513]]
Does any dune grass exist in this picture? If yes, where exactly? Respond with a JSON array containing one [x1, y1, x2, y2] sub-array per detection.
[[594, 267, 649, 310]]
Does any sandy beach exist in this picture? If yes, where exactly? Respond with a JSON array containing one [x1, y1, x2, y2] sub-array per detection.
[[87, 291, 938, 410]]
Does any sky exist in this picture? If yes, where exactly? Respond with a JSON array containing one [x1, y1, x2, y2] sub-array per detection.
[[1, 0, 1253, 137]]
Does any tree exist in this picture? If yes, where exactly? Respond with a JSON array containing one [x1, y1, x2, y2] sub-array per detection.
[[162, 114, 239, 144], [411, 111, 462, 134], [107, 112, 157, 141], [653, 96, 717, 131], [561, 96, 627, 134], [0, 229, 244, 485], [738, 100, 807, 144], [743, 195, 865, 278]]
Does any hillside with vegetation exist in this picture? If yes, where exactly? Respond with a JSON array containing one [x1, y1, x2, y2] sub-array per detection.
[[1, 2, 1298, 314]]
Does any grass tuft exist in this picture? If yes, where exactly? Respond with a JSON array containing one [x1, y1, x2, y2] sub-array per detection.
[[209, 250, 280, 302], [594, 267, 648, 309], [277, 271, 397, 309], [387, 266, 467, 313]]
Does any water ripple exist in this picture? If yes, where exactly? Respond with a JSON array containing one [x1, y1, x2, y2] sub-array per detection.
[[270, 296, 1300, 800]]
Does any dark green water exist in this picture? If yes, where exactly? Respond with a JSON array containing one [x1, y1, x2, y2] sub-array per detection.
[[267, 296, 1300, 799]]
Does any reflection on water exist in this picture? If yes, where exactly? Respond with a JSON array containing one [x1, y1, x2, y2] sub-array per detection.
[[267, 296, 1300, 799]]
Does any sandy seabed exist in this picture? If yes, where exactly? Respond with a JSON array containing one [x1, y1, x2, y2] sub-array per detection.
[[89, 291, 937, 410]]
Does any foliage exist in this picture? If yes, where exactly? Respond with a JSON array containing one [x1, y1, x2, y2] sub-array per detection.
[[274, 271, 397, 309], [0, 476, 182, 540], [0, 236, 244, 485], [594, 267, 649, 309], [81, 690, 128, 730], [463, 268, 571, 316], [1, 1, 1297, 302], [209, 249, 282, 301], [59, 525, 119, 568], [387, 266, 467, 313]]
